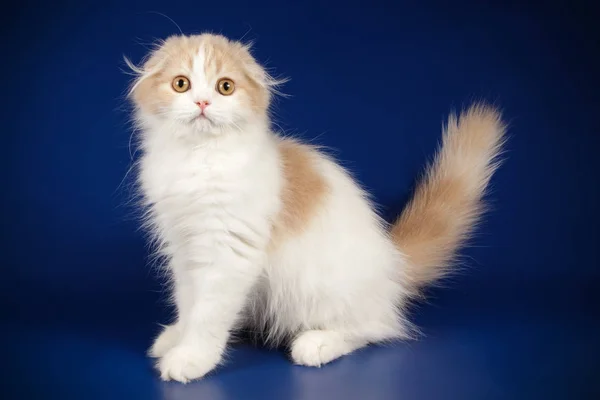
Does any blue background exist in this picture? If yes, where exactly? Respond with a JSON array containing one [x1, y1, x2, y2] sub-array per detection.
[[2, 1, 599, 399]]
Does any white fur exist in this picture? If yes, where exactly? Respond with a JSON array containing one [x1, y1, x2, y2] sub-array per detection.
[[136, 48, 411, 382]]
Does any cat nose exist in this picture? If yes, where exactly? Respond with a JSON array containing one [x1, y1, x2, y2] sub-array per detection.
[[196, 100, 210, 111]]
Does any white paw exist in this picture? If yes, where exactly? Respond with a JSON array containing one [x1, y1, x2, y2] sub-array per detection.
[[149, 324, 181, 358], [291, 330, 358, 367], [158, 343, 222, 383]]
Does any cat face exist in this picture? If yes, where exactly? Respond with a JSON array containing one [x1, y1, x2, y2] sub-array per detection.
[[129, 34, 274, 135]]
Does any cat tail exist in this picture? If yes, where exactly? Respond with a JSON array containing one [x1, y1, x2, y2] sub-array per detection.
[[390, 103, 507, 292]]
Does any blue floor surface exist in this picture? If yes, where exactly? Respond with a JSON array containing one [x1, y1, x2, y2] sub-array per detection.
[[5, 279, 598, 400]]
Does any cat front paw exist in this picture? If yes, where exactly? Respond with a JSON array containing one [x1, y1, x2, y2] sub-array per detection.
[[149, 324, 181, 358], [158, 343, 222, 383], [291, 330, 359, 367]]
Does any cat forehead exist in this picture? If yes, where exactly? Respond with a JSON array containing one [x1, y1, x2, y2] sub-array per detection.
[[158, 35, 246, 76]]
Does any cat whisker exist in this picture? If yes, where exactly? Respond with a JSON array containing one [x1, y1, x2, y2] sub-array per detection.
[[145, 11, 183, 35]]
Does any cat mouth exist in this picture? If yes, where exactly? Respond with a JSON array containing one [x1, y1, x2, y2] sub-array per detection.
[[190, 113, 219, 130], [192, 113, 213, 123]]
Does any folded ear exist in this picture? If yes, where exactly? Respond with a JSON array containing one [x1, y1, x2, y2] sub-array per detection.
[[235, 41, 289, 98], [124, 36, 180, 96], [141, 35, 183, 71]]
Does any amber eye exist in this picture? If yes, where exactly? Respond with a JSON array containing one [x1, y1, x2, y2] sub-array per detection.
[[216, 78, 235, 96], [172, 76, 190, 93]]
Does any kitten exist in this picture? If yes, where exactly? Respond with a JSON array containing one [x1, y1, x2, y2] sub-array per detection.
[[125, 33, 506, 383]]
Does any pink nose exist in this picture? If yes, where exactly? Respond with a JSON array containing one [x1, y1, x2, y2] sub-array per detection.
[[196, 100, 210, 111]]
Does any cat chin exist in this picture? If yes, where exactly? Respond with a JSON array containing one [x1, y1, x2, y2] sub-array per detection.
[[191, 123, 242, 137], [191, 117, 218, 133]]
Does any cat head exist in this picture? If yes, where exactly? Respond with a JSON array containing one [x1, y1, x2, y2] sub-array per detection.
[[126, 34, 283, 136]]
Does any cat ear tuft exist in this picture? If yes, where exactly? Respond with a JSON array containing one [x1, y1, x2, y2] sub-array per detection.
[[123, 55, 144, 76], [122, 56, 161, 97], [264, 73, 290, 98], [242, 39, 256, 52]]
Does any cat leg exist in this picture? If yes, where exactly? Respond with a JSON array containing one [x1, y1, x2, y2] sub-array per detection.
[[149, 258, 194, 358], [157, 251, 263, 383]]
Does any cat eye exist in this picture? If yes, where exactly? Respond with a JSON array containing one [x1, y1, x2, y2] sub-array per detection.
[[216, 78, 235, 96], [172, 76, 191, 93]]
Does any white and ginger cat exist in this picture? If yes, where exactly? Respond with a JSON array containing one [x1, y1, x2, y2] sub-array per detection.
[[125, 33, 506, 383]]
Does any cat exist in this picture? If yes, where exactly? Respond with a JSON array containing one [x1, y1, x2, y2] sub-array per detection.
[[125, 33, 506, 383]]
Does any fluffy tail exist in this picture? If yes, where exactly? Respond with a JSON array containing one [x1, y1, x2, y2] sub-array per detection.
[[391, 103, 506, 291]]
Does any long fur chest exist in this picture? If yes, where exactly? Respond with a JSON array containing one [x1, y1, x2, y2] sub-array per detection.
[[138, 134, 282, 259], [141, 145, 246, 207]]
